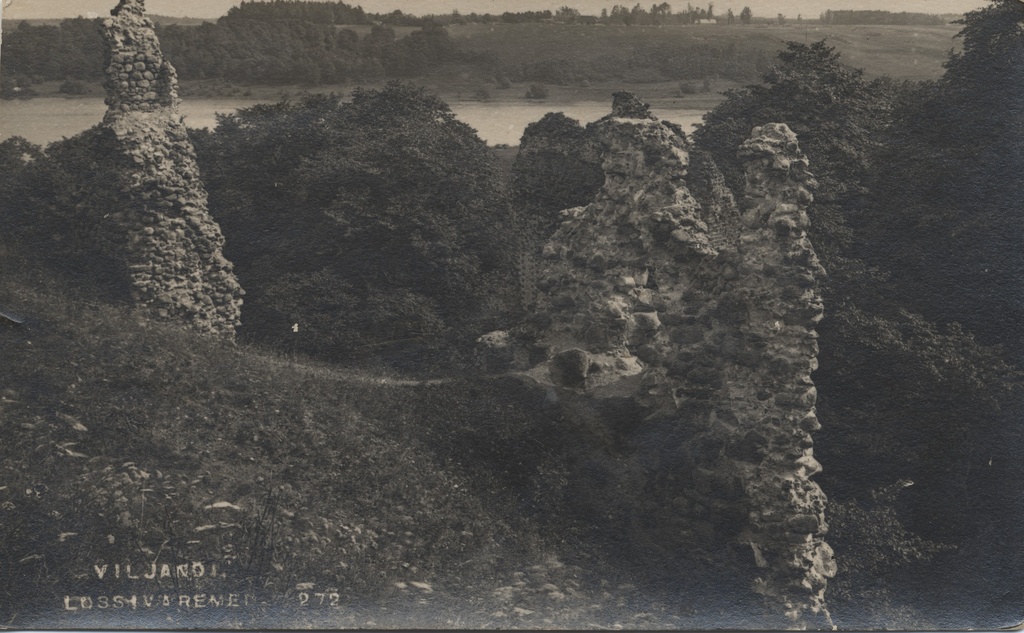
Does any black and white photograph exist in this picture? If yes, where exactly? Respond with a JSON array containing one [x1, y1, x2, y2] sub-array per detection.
[[0, 0, 1021, 629]]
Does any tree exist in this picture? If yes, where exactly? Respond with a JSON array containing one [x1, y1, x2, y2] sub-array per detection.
[[511, 113, 604, 239], [739, 6, 752, 24], [694, 41, 881, 232], [867, 0, 1024, 356], [555, 6, 581, 22], [693, 42, 1021, 612], [0, 128, 141, 300], [0, 137, 44, 253], [192, 85, 522, 364], [858, 9, 1024, 614]]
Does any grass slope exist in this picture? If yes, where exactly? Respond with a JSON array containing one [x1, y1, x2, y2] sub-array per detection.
[[448, 23, 962, 81], [0, 268, 723, 629]]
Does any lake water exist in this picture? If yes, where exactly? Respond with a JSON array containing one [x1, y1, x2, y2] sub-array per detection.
[[0, 97, 708, 148]]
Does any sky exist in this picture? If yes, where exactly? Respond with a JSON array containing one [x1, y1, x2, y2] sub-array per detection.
[[4, 0, 991, 20]]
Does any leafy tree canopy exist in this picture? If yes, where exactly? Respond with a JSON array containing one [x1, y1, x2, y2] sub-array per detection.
[[192, 83, 522, 366], [866, 0, 1024, 356], [693, 36, 1021, 564]]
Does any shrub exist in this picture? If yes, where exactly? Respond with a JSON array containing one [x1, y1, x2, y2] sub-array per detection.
[[524, 83, 550, 99], [677, 81, 698, 95], [58, 79, 91, 95], [0, 77, 38, 100], [827, 481, 955, 628]]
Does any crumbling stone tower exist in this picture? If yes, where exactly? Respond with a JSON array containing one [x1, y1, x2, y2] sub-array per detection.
[[522, 95, 835, 625], [99, 0, 243, 336]]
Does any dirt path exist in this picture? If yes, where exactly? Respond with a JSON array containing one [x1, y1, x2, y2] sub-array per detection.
[[250, 349, 491, 388]]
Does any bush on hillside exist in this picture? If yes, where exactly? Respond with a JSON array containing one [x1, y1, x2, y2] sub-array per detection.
[[0, 76, 39, 99], [58, 79, 92, 95], [524, 83, 550, 99], [677, 81, 698, 95]]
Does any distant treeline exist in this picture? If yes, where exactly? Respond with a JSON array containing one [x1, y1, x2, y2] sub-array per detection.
[[217, 3, 955, 27], [2, 18, 474, 85], [159, 22, 471, 83], [222, 0, 372, 24], [2, 10, 774, 89], [820, 10, 950, 25], [415, 4, 756, 26], [167, 1, 758, 26], [1, 19, 108, 81]]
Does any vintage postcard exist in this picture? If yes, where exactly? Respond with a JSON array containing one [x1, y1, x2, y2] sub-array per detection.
[[0, 0, 1021, 629]]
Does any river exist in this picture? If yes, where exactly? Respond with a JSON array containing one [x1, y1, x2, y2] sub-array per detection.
[[0, 97, 708, 147]]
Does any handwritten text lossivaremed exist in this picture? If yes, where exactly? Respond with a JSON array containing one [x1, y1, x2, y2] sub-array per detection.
[[63, 593, 253, 611], [61, 561, 247, 612]]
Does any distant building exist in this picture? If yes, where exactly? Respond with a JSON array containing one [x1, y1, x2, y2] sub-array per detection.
[[696, 18, 717, 24], [84, 11, 99, 19]]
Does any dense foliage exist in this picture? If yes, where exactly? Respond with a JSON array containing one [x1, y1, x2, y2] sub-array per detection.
[[510, 113, 604, 240], [0, 84, 522, 367], [2, 17, 471, 86], [191, 84, 521, 366], [1, 18, 107, 80], [868, 0, 1024, 360], [222, 0, 371, 24], [694, 26, 1023, 625], [860, 6, 1024, 619], [163, 22, 471, 84], [0, 129, 139, 299], [2, 16, 777, 91]]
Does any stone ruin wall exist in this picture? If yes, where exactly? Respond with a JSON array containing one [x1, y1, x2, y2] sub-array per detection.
[[90, 0, 243, 336], [518, 94, 835, 625]]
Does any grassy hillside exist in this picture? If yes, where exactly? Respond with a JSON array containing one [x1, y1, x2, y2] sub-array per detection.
[[0, 262, 743, 629], [449, 23, 962, 81]]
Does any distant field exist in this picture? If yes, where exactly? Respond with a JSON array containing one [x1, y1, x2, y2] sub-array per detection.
[[448, 22, 962, 81]]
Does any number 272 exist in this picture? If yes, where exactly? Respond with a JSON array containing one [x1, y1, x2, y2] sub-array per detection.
[[297, 592, 341, 607]]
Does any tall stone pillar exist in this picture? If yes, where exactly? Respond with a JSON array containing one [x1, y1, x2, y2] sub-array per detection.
[[100, 0, 243, 336], [731, 123, 835, 626]]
